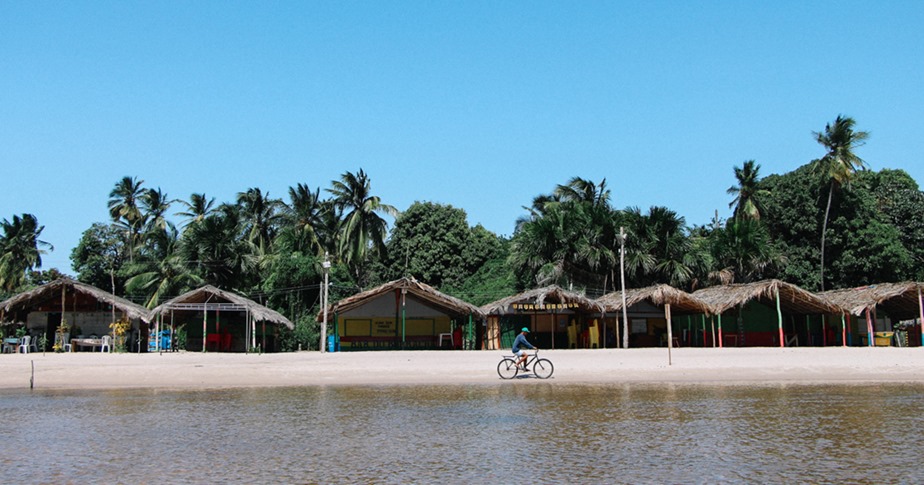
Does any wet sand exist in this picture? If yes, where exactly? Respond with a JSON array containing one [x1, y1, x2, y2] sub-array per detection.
[[1, 347, 922, 391]]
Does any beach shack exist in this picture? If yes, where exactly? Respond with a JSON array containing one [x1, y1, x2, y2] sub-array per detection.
[[692, 279, 842, 347], [481, 285, 605, 350], [323, 277, 484, 351], [598, 285, 711, 348], [0, 277, 151, 352], [820, 282, 924, 347], [149, 285, 293, 352]]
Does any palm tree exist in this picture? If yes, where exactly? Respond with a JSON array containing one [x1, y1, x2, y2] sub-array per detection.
[[280, 183, 328, 255], [236, 188, 284, 254], [554, 177, 611, 208], [140, 188, 176, 233], [710, 218, 781, 284], [727, 160, 769, 220], [176, 193, 216, 227], [125, 226, 202, 308], [180, 204, 248, 289], [107, 176, 145, 263], [0, 214, 53, 292], [327, 169, 397, 284], [813, 115, 869, 290]]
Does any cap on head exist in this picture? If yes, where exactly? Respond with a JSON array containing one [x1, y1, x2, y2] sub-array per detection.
[[521, 327, 530, 333]]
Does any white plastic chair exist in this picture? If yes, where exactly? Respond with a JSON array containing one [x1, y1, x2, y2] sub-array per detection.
[[29, 335, 39, 352], [18, 336, 30, 354], [100, 335, 112, 353]]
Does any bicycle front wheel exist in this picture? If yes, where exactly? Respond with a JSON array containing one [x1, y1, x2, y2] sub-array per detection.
[[497, 358, 519, 379], [533, 358, 554, 379]]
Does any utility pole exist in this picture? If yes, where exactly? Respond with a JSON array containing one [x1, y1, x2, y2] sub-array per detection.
[[320, 252, 331, 353], [619, 227, 629, 349]]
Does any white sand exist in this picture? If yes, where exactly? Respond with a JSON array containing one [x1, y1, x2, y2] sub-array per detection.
[[1, 347, 923, 391]]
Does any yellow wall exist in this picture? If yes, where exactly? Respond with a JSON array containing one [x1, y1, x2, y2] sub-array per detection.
[[342, 317, 451, 336]]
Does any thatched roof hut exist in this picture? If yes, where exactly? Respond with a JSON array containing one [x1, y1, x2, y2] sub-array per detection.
[[150, 285, 293, 329], [481, 285, 604, 316], [480, 286, 604, 350], [323, 277, 484, 320], [150, 285, 293, 352], [820, 282, 924, 319], [323, 277, 483, 351], [598, 284, 710, 314], [693, 279, 841, 315], [0, 277, 151, 324]]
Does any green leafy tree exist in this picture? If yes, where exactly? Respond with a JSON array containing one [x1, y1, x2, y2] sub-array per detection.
[[71, 223, 127, 293], [710, 218, 781, 283], [327, 169, 397, 287], [727, 160, 770, 220], [384, 202, 475, 289], [176, 193, 216, 227], [237, 187, 284, 254], [181, 204, 250, 289], [107, 176, 145, 263], [125, 226, 203, 308], [278, 183, 336, 256], [0, 214, 54, 293], [813, 115, 869, 290]]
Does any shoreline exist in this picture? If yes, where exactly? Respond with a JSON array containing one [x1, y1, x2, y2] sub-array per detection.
[[1, 347, 923, 391]]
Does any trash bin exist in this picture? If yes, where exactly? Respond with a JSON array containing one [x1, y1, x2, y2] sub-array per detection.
[[327, 335, 338, 352]]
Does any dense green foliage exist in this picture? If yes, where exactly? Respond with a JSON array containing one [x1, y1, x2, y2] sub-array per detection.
[[1, 116, 922, 341]]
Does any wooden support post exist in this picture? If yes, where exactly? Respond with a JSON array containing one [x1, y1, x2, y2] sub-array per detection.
[[717, 314, 723, 348], [775, 286, 784, 347], [841, 313, 847, 347], [865, 308, 874, 347], [918, 286, 923, 347], [202, 308, 207, 352], [665, 303, 673, 365]]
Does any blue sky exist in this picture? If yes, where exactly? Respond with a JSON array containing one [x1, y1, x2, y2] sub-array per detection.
[[2, 1, 922, 272]]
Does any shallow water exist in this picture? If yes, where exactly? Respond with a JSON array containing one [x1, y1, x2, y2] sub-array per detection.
[[1, 383, 922, 483]]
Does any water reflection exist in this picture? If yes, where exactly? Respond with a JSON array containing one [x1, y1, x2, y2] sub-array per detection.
[[0, 383, 921, 483]]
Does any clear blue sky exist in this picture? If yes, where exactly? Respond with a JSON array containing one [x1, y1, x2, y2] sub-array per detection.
[[2, 1, 922, 273]]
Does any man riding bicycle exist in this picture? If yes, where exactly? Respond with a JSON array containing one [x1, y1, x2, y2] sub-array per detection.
[[512, 327, 536, 370]]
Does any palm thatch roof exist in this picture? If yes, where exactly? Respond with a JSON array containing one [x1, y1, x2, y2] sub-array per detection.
[[693, 279, 841, 315], [323, 277, 484, 320], [0, 277, 151, 323], [820, 282, 924, 319], [150, 285, 294, 329], [598, 284, 711, 314], [481, 285, 605, 316]]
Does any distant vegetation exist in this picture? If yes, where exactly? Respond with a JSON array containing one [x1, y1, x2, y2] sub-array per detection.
[[2, 115, 922, 349]]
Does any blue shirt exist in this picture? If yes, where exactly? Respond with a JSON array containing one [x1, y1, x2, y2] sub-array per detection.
[[512, 333, 534, 353]]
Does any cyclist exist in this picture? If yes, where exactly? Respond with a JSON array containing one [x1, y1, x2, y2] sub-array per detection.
[[512, 327, 537, 370]]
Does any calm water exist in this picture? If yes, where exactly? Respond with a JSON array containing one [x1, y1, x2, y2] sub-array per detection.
[[1, 383, 922, 484]]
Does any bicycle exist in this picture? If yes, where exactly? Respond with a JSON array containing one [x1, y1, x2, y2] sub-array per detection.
[[497, 350, 554, 379]]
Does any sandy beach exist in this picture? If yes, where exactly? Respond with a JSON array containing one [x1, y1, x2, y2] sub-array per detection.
[[1, 347, 923, 391]]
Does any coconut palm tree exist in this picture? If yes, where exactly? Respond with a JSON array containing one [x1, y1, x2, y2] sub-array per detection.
[[108, 176, 145, 263], [554, 177, 611, 208], [125, 226, 203, 308], [175, 193, 216, 227], [236, 188, 284, 254], [727, 160, 770, 220], [180, 204, 248, 289], [140, 188, 176, 234], [327, 169, 397, 284], [813, 115, 869, 290], [0, 214, 53, 292], [280, 183, 328, 255], [710, 218, 781, 284]]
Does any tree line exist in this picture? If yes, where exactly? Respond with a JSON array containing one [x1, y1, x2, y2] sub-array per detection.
[[2, 115, 922, 349]]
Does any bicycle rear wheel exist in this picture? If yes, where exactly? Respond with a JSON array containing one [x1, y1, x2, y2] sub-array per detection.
[[533, 358, 554, 379], [497, 358, 519, 379]]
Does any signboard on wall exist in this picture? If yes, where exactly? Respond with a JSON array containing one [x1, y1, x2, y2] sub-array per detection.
[[373, 320, 396, 336]]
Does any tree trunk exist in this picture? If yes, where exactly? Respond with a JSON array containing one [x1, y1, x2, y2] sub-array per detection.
[[820, 183, 834, 291]]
